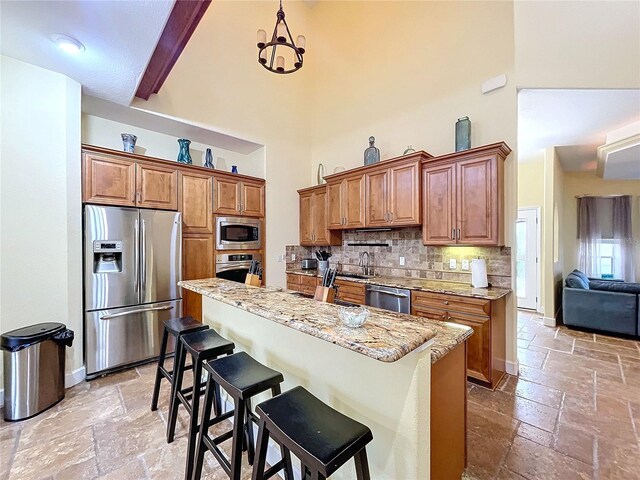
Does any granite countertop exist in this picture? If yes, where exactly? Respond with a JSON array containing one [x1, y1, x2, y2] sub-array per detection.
[[287, 269, 510, 300], [179, 278, 473, 364]]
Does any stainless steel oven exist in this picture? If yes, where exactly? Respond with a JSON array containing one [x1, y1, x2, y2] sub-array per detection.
[[216, 253, 263, 283], [216, 216, 261, 250]]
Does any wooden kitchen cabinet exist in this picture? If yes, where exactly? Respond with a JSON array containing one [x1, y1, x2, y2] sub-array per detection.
[[136, 161, 178, 210], [82, 153, 136, 206], [298, 186, 341, 246], [180, 171, 213, 234], [182, 234, 214, 321], [286, 273, 321, 295], [421, 143, 510, 246], [412, 290, 505, 389], [326, 174, 366, 230], [213, 175, 265, 217], [365, 160, 420, 227], [334, 279, 366, 305]]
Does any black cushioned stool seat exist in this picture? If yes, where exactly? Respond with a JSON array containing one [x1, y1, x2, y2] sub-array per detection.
[[252, 386, 373, 480], [166, 329, 235, 480], [192, 352, 292, 480], [150, 316, 208, 413]]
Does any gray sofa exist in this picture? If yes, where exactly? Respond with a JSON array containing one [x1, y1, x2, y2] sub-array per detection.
[[562, 269, 640, 337]]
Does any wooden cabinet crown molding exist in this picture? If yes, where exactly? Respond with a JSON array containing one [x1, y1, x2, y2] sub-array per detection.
[[322, 150, 433, 183], [81, 144, 265, 184], [420, 142, 512, 167]]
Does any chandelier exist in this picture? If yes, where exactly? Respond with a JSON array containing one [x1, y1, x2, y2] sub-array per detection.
[[256, 0, 306, 74]]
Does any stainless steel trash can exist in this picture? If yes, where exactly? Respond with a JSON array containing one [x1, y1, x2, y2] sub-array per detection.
[[1, 323, 74, 421]]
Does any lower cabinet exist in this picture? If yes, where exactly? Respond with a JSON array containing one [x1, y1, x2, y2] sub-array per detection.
[[286, 273, 320, 295], [334, 279, 366, 305], [412, 291, 506, 389], [286, 275, 366, 304]]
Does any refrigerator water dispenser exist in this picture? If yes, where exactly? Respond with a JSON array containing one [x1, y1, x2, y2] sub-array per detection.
[[93, 240, 123, 274]]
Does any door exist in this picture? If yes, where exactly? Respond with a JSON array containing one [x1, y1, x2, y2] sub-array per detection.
[[83, 154, 136, 206], [457, 156, 497, 244], [516, 208, 539, 310], [241, 181, 265, 217], [389, 162, 420, 226], [299, 191, 314, 245], [365, 169, 389, 227], [136, 162, 178, 210], [180, 172, 213, 234], [213, 176, 241, 215], [326, 181, 344, 229], [344, 174, 366, 228], [84, 205, 139, 310], [448, 311, 491, 383], [84, 299, 181, 377], [422, 163, 456, 245], [140, 210, 182, 304]]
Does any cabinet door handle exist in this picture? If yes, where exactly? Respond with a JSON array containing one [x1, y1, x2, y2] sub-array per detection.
[[136, 192, 141, 203], [451, 228, 456, 240], [444, 300, 449, 305], [457, 228, 461, 240]]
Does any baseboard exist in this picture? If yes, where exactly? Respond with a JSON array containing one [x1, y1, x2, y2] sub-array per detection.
[[65, 366, 85, 388], [543, 316, 556, 327], [0, 367, 84, 409], [506, 359, 519, 376]]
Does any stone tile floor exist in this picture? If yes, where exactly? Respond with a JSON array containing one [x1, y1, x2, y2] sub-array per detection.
[[1, 310, 638, 479]]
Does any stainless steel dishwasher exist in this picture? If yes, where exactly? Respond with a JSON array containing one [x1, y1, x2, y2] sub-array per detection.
[[365, 285, 411, 313]]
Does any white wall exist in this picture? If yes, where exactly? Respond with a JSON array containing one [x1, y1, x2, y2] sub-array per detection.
[[0, 56, 83, 392], [81, 114, 266, 178]]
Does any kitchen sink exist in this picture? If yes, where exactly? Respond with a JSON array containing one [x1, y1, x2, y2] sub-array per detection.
[[336, 273, 368, 279]]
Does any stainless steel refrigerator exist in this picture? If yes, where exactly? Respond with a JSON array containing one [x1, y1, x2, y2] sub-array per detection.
[[83, 205, 182, 379]]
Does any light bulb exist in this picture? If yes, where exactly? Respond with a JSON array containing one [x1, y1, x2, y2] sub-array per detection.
[[257, 29, 266, 48], [259, 49, 267, 65], [50, 34, 85, 55], [296, 35, 306, 54], [276, 23, 286, 43], [276, 56, 285, 72]]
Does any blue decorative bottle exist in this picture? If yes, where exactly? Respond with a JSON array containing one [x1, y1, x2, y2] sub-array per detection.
[[204, 148, 214, 169], [455, 117, 471, 152], [177, 139, 192, 164]]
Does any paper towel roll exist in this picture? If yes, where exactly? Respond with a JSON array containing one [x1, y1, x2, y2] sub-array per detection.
[[471, 259, 488, 288]]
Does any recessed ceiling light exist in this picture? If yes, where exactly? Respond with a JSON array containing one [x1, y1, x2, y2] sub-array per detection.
[[50, 34, 85, 55]]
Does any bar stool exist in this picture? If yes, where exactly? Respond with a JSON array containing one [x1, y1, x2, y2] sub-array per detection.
[[167, 329, 235, 480], [252, 386, 373, 480], [192, 352, 293, 480], [150, 316, 209, 412]]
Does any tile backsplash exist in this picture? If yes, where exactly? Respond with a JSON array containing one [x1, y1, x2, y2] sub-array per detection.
[[286, 227, 512, 288]]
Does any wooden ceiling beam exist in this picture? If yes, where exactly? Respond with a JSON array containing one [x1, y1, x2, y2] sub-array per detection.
[[135, 0, 211, 100]]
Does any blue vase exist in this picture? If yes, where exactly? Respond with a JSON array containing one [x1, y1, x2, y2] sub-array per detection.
[[177, 139, 192, 164], [231, 165, 238, 174], [204, 148, 214, 169]]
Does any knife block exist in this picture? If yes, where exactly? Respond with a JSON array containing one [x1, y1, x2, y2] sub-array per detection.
[[314, 286, 335, 303], [245, 274, 262, 287]]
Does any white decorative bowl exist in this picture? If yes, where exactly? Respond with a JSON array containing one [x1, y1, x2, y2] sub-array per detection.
[[338, 306, 370, 328]]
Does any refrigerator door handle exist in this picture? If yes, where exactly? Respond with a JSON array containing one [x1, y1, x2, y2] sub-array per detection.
[[141, 218, 147, 292], [100, 304, 174, 320], [134, 218, 139, 293]]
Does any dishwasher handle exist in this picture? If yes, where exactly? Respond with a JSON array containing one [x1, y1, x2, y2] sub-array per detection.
[[366, 286, 409, 298]]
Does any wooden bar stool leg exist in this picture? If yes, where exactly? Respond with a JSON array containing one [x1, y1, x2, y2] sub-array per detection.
[[167, 341, 187, 443], [279, 445, 294, 480], [250, 419, 270, 480], [151, 329, 169, 411], [354, 448, 370, 480], [244, 398, 255, 465], [185, 357, 203, 480], [230, 399, 247, 480], [192, 374, 216, 480]]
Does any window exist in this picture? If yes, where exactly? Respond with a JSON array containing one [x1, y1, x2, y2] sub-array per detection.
[[597, 240, 621, 279]]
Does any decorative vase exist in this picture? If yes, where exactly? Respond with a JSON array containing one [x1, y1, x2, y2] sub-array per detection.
[[121, 133, 137, 153], [317, 163, 325, 185], [364, 136, 380, 165], [455, 117, 471, 152], [231, 165, 238, 174], [204, 148, 215, 169], [177, 139, 192, 164], [403, 145, 416, 155]]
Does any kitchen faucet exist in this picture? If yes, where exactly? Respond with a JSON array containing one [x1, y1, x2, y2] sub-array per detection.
[[359, 251, 372, 276]]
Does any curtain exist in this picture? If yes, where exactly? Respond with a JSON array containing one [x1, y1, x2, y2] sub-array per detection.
[[578, 195, 635, 282], [577, 197, 601, 277], [612, 195, 635, 282]]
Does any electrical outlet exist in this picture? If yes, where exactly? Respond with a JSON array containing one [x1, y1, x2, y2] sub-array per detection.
[[449, 258, 457, 269], [461, 259, 469, 270], [276, 254, 284, 262], [399, 256, 405, 266], [291, 253, 296, 261]]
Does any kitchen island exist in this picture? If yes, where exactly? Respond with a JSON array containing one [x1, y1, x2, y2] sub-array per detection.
[[179, 278, 473, 480]]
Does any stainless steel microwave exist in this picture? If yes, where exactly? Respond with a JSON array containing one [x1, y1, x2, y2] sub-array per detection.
[[216, 216, 261, 250]]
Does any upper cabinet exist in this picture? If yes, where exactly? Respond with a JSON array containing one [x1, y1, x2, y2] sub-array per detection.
[[421, 143, 511, 246], [326, 173, 366, 230], [83, 153, 136, 207], [213, 175, 265, 218], [136, 161, 178, 210], [365, 159, 420, 227], [298, 185, 341, 246], [180, 171, 213, 234]]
